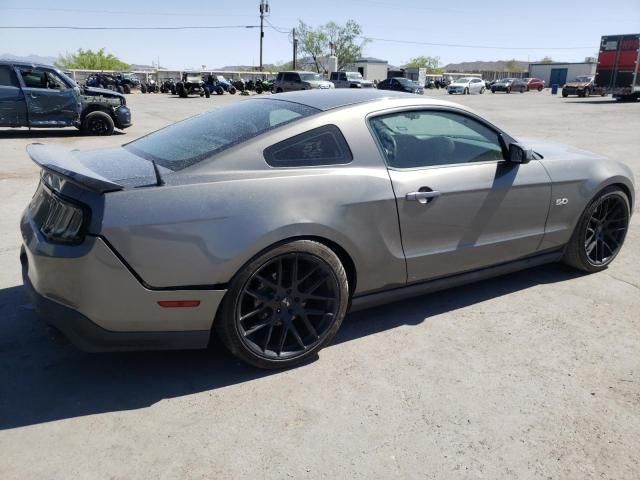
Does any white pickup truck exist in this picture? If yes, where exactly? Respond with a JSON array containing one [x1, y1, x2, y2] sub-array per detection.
[[329, 71, 374, 88]]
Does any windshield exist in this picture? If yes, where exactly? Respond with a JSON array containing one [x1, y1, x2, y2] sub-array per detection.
[[299, 73, 323, 81], [125, 99, 320, 170], [575, 76, 592, 82], [498, 78, 514, 83], [396, 78, 414, 86], [347, 72, 363, 80], [455, 77, 473, 83]]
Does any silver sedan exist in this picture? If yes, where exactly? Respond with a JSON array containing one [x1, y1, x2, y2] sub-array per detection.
[[447, 77, 486, 94], [21, 90, 635, 368]]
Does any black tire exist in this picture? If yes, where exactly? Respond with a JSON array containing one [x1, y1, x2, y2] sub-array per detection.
[[276, 87, 283, 93], [584, 88, 591, 97], [140, 84, 147, 94], [116, 85, 124, 94], [563, 186, 630, 272], [256, 86, 263, 94], [480, 87, 485, 94], [491, 88, 495, 93], [216, 87, 224, 95], [177, 83, 187, 98], [204, 86, 210, 98], [171, 86, 176, 95], [562, 90, 568, 98], [538, 85, 543, 92], [123, 84, 131, 94], [506, 87, 511, 94], [464, 88, 469, 95], [216, 240, 350, 369], [229, 87, 236, 95], [82, 111, 115, 136]]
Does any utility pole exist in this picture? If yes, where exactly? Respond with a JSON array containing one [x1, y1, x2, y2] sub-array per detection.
[[259, 0, 269, 72], [292, 28, 298, 70]]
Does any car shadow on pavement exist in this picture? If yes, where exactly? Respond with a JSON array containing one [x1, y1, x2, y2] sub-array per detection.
[[0, 263, 583, 430], [0, 129, 125, 139]]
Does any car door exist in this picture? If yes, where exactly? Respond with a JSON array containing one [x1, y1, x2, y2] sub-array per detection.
[[369, 108, 552, 283], [17, 67, 80, 127], [0, 64, 27, 127], [472, 78, 483, 93]]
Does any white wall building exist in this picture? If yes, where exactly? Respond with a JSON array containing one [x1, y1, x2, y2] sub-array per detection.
[[346, 57, 389, 82], [528, 61, 597, 86]]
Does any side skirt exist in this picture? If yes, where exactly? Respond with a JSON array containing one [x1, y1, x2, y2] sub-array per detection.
[[349, 250, 564, 312]]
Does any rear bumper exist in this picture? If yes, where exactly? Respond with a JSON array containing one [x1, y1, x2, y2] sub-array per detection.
[[21, 249, 210, 352], [20, 208, 226, 351]]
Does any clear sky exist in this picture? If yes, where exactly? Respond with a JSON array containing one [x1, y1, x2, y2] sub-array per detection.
[[1, 0, 639, 69]]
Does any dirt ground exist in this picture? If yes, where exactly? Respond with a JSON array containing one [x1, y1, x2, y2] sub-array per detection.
[[1, 90, 638, 479]]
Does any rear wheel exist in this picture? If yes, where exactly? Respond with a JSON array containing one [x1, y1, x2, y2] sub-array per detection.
[[216, 87, 224, 95], [216, 240, 350, 369], [480, 87, 485, 94], [82, 111, 115, 136], [538, 85, 543, 92], [229, 86, 237, 94], [562, 90, 568, 98], [204, 86, 211, 98], [123, 84, 131, 94], [563, 187, 630, 272], [140, 84, 147, 94]]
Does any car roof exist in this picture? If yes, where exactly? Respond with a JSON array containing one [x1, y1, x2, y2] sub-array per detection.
[[253, 89, 466, 112], [0, 60, 57, 69]]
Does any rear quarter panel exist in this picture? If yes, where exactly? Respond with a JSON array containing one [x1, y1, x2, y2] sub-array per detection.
[[99, 106, 407, 294]]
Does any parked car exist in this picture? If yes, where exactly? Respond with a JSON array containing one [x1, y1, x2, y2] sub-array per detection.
[[447, 77, 485, 95], [523, 77, 545, 91], [377, 77, 424, 94], [491, 78, 526, 93], [273, 71, 334, 93], [20, 89, 634, 368], [562, 75, 605, 98], [329, 71, 374, 88], [0, 61, 131, 135]]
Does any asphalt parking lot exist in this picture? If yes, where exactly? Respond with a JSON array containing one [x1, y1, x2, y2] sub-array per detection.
[[1, 90, 639, 479]]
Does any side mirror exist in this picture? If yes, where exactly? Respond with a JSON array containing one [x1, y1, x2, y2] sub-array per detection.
[[509, 143, 534, 164]]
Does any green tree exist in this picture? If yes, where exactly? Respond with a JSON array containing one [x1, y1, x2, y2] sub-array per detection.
[[405, 55, 443, 74], [297, 21, 328, 73], [539, 56, 553, 63], [324, 20, 369, 70], [504, 59, 520, 72], [296, 19, 368, 72], [55, 48, 130, 71]]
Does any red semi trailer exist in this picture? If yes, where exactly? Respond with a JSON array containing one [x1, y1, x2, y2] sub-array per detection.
[[595, 33, 640, 101]]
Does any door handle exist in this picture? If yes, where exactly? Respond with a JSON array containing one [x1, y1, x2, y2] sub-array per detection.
[[406, 190, 441, 204]]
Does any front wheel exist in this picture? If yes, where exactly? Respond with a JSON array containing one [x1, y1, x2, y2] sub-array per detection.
[[82, 111, 115, 136], [563, 187, 630, 272], [480, 87, 485, 94], [229, 87, 237, 95], [584, 88, 591, 97], [464, 88, 469, 95], [216, 240, 350, 369]]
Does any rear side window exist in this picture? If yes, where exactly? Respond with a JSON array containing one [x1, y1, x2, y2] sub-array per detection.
[[0, 66, 19, 87], [125, 99, 319, 171], [264, 125, 352, 167]]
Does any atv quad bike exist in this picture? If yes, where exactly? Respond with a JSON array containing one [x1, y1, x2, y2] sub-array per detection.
[[175, 73, 210, 98]]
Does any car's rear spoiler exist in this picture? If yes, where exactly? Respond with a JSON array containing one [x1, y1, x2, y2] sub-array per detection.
[[26, 143, 124, 193]]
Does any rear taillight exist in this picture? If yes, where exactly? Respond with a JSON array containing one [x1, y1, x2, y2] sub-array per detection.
[[30, 177, 88, 245]]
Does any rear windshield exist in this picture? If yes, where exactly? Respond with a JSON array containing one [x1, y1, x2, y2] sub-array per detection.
[[125, 99, 320, 170]]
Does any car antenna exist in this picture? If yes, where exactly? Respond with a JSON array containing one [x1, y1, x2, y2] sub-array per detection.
[[151, 159, 165, 186]]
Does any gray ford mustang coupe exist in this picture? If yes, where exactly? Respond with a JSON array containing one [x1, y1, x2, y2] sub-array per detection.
[[21, 90, 634, 369]]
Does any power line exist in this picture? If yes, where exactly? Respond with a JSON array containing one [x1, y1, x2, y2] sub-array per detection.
[[362, 36, 596, 50], [2, 7, 255, 18], [264, 18, 291, 34], [0, 25, 259, 30]]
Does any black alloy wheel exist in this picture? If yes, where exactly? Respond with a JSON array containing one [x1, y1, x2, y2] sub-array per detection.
[[584, 194, 628, 266], [217, 240, 349, 369], [237, 253, 339, 358], [563, 187, 630, 272], [83, 111, 114, 136]]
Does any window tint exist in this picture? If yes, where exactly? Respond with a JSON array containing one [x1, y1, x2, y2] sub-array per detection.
[[19, 68, 67, 90], [125, 99, 319, 171], [0, 66, 19, 87], [370, 110, 504, 169], [283, 73, 298, 82], [264, 125, 352, 167]]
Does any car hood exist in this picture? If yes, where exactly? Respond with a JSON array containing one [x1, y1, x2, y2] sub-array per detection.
[[82, 86, 125, 99], [564, 82, 590, 88], [517, 137, 607, 161], [307, 80, 333, 86]]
